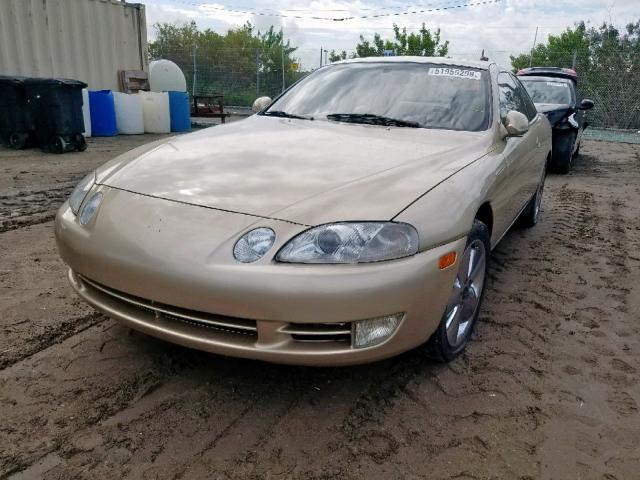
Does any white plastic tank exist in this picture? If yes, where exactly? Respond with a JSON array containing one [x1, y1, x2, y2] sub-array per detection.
[[113, 92, 144, 134], [139, 91, 171, 133], [82, 88, 91, 137], [149, 59, 187, 93]]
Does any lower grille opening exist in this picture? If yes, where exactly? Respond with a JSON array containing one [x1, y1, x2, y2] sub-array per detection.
[[162, 313, 258, 337], [283, 323, 352, 343], [78, 275, 258, 337], [77, 274, 354, 348]]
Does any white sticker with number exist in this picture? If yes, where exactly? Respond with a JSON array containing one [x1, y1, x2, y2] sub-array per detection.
[[428, 67, 482, 80], [546, 81, 567, 87]]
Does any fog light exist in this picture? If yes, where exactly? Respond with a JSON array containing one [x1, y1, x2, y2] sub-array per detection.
[[352, 313, 403, 348]]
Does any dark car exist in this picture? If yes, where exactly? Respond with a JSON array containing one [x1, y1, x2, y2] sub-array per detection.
[[517, 67, 594, 173]]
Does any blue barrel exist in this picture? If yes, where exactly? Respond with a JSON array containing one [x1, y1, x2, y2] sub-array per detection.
[[168, 91, 191, 132], [89, 90, 117, 136]]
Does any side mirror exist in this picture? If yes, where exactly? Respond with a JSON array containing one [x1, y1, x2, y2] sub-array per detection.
[[503, 110, 529, 137], [579, 98, 594, 110], [252, 96, 272, 113]]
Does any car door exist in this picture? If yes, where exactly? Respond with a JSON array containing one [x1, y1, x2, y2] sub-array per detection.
[[512, 74, 546, 207], [497, 72, 541, 223]]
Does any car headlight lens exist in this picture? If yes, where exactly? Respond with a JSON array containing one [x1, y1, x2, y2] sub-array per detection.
[[233, 227, 276, 263], [79, 192, 103, 226], [69, 172, 95, 215], [276, 222, 419, 264]]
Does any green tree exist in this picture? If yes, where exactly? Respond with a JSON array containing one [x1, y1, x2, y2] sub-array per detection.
[[256, 26, 299, 92], [510, 21, 640, 129], [510, 22, 591, 71], [355, 23, 449, 57], [148, 21, 302, 104], [583, 22, 640, 129], [328, 50, 348, 62]]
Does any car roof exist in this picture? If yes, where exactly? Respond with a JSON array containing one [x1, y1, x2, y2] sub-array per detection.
[[516, 67, 578, 82], [333, 56, 494, 70], [519, 75, 574, 83]]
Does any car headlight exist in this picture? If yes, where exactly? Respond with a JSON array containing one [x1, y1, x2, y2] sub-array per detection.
[[79, 192, 103, 226], [69, 172, 95, 215], [233, 227, 276, 263], [276, 222, 419, 264]]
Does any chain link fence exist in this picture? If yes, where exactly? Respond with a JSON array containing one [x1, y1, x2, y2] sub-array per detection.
[[531, 50, 640, 133], [522, 49, 640, 143], [151, 46, 640, 140], [151, 46, 310, 107]]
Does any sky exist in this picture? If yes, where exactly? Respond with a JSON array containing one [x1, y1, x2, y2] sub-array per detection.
[[140, 0, 640, 69]]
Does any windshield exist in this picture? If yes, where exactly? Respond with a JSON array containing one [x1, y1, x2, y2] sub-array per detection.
[[520, 77, 574, 105], [264, 62, 491, 132]]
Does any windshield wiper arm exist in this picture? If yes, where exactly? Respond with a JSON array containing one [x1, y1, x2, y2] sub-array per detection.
[[326, 113, 420, 128], [263, 110, 313, 120]]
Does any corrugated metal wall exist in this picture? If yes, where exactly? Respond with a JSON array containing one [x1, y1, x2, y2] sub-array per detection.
[[0, 0, 147, 90]]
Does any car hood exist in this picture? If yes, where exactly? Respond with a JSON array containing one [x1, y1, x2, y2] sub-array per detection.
[[535, 103, 575, 126], [98, 116, 491, 225], [535, 102, 572, 113]]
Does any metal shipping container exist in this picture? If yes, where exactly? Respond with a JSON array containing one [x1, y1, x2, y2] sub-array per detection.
[[0, 0, 147, 91]]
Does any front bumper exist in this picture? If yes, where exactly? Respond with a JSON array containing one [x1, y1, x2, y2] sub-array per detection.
[[56, 187, 464, 366]]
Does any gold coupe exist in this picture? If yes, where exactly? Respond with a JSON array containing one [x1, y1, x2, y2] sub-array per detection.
[[56, 57, 551, 365]]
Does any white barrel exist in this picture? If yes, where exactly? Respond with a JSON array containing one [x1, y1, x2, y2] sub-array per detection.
[[113, 92, 144, 134], [149, 59, 187, 93], [139, 91, 171, 133], [82, 88, 91, 137]]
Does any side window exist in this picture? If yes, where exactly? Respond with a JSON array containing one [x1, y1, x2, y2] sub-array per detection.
[[512, 74, 537, 121], [497, 72, 527, 120]]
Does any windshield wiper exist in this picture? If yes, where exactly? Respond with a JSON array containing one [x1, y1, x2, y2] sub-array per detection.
[[263, 110, 313, 120], [326, 113, 420, 128]]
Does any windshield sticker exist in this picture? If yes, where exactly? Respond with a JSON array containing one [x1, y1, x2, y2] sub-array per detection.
[[428, 67, 481, 80], [546, 82, 568, 87]]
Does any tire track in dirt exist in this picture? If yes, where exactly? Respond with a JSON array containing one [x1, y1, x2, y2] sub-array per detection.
[[0, 326, 220, 478], [0, 134, 175, 234], [0, 183, 74, 233], [37, 356, 388, 479], [538, 145, 640, 479], [0, 312, 105, 370]]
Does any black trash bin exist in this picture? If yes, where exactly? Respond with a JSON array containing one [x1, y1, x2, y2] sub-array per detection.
[[0, 75, 34, 149], [24, 77, 88, 153]]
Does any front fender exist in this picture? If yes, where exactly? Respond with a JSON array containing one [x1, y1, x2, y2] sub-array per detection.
[[393, 150, 502, 251]]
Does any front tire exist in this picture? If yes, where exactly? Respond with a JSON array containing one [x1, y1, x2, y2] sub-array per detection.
[[520, 172, 545, 228], [428, 220, 490, 362], [551, 132, 576, 174]]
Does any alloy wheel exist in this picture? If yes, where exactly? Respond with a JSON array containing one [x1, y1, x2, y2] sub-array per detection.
[[442, 239, 487, 348]]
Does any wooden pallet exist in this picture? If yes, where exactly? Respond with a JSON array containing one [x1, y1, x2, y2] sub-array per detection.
[[191, 94, 228, 123], [119, 70, 149, 94]]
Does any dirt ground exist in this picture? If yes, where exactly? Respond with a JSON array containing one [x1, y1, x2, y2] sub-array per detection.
[[1, 135, 639, 480]]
